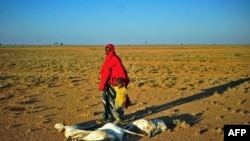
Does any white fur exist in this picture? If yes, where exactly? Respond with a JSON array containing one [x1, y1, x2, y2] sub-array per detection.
[[151, 119, 168, 131], [72, 130, 117, 141], [124, 118, 167, 137], [54, 123, 91, 139], [97, 122, 144, 141], [54, 122, 144, 141]]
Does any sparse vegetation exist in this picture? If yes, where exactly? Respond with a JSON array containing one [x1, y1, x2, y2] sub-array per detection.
[[0, 45, 249, 141]]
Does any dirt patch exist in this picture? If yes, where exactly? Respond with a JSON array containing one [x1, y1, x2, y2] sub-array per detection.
[[0, 45, 249, 141]]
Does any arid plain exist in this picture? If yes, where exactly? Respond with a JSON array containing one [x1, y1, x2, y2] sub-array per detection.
[[0, 45, 249, 141]]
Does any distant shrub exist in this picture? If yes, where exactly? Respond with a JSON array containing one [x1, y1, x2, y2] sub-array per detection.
[[234, 53, 243, 57]]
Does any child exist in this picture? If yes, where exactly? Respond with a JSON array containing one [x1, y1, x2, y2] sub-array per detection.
[[112, 78, 127, 125]]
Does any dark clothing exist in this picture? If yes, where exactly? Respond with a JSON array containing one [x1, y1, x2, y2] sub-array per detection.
[[102, 84, 124, 121]]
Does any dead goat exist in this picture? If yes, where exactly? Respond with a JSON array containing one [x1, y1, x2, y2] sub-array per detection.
[[70, 129, 117, 141], [55, 122, 144, 141], [54, 123, 95, 140], [123, 118, 167, 137], [96, 122, 145, 141]]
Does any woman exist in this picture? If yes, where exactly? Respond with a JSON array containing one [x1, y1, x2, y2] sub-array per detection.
[[97, 44, 130, 123]]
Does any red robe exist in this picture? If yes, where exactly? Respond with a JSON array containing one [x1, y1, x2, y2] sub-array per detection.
[[99, 44, 130, 90]]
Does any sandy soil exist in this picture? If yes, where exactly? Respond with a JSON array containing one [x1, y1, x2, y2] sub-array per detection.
[[0, 45, 249, 141]]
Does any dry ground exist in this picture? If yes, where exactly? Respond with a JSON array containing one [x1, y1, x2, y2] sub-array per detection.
[[0, 45, 249, 141]]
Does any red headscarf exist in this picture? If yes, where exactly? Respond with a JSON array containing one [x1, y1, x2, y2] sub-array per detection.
[[105, 43, 116, 63], [99, 44, 130, 90]]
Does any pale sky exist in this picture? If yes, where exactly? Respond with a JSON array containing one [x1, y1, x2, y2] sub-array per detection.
[[0, 0, 250, 45]]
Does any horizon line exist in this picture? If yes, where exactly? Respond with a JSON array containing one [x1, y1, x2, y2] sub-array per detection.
[[1, 43, 250, 46]]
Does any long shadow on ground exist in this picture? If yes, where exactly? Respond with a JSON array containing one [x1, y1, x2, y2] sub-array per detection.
[[74, 77, 249, 137], [124, 77, 250, 123], [62, 77, 249, 141]]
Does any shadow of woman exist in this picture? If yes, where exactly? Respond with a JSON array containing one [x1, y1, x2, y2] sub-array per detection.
[[73, 77, 249, 139], [124, 77, 250, 122]]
